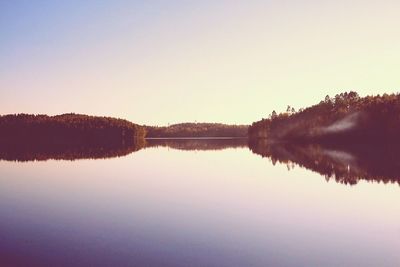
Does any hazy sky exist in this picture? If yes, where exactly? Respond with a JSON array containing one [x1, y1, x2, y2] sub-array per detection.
[[1, 1, 399, 125]]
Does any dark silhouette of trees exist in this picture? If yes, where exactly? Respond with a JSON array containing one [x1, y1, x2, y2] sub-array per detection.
[[146, 123, 248, 138], [248, 91, 400, 185], [0, 113, 146, 161], [0, 113, 146, 140], [249, 91, 400, 144], [0, 114, 249, 160]]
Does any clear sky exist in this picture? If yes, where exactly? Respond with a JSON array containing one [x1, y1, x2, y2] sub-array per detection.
[[1, 0, 399, 125]]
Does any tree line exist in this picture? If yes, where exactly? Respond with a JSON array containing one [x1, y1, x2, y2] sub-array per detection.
[[0, 113, 146, 152], [249, 91, 400, 144], [146, 123, 248, 138]]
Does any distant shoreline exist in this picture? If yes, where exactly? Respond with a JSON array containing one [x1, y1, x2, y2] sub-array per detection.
[[145, 137, 248, 140]]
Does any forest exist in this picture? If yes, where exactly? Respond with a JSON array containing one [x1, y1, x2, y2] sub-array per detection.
[[0, 114, 146, 161], [0, 114, 249, 160], [146, 123, 248, 138], [0, 113, 146, 140], [249, 92, 400, 144]]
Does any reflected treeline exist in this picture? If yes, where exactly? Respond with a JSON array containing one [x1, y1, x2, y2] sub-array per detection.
[[249, 139, 400, 185], [145, 138, 248, 151], [0, 138, 146, 162], [2, 116, 399, 187], [0, 137, 247, 162]]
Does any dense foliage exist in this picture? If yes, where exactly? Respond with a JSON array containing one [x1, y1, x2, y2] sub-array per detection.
[[0, 114, 146, 153], [249, 92, 400, 143], [146, 123, 248, 138], [0, 113, 146, 140]]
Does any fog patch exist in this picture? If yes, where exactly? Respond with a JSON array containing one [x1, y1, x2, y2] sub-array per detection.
[[322, 112, 361, 134]]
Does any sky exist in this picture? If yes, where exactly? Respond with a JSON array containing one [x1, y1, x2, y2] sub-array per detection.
[[1, 0, 400, 126]]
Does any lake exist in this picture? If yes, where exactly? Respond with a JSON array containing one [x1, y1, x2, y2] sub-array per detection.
[[0, 138, 399, 267]]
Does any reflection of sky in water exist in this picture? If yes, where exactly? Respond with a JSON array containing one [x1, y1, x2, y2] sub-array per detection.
[[0, 147, 399, 267]]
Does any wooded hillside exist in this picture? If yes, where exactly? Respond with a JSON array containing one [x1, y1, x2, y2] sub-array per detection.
[[146, 123, 248, 138], [0, 113, 146, 145], [249, 92, 400, 143]]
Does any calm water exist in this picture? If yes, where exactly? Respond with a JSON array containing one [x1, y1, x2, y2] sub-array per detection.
[[0, 139, 399, 267]]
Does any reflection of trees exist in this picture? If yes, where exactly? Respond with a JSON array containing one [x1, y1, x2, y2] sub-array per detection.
[[249, 139, 400, 186], [0, 138, 145, 162], [0, 136, 247, 161], [0, 114, 146, 162], [145, 138, 248, 151]]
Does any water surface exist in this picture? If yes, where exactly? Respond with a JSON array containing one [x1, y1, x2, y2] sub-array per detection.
[[0, 139, 399, 267]]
